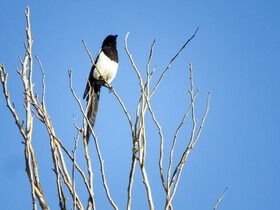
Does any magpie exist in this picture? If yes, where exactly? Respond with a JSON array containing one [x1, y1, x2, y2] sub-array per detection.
[[83, 35, 118, 143]]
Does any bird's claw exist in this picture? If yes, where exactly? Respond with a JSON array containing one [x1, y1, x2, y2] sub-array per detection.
[[108, 85, 114, 93], [98, 75, 104, 81]]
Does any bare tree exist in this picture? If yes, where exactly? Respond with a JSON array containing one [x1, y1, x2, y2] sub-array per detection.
[[0, 6, 227, 210]]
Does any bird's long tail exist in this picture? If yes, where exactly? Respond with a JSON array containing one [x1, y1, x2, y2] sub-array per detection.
[[86, 85, 101, 144]]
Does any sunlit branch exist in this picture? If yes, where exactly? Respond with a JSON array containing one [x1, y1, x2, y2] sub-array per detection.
[[213, 187, 228, 210], [150, 27, 199, 98]]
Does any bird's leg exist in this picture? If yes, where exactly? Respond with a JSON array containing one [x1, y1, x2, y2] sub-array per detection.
[[98, 75, 104, 81], [108, 85, 114, 93], [97, 76, 114, 92], [97, 76, 105, 85]]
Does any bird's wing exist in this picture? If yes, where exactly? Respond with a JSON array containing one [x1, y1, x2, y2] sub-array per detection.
[[83, 49, 101, 99]]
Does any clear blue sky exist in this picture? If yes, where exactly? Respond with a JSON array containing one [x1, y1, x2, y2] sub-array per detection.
[[1, 1, 280, 209]]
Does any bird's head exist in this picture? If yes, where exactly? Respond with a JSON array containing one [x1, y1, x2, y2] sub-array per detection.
[[102, 35, 118, 48]]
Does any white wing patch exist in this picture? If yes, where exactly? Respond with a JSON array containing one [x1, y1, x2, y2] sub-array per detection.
[[93, 51, 118, 83]]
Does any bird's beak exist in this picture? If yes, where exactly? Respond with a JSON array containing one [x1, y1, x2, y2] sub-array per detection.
[[114, 35, 118, 39]]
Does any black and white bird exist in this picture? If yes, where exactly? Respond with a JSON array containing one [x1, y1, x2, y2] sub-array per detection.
[[83, 35, 118, 143]]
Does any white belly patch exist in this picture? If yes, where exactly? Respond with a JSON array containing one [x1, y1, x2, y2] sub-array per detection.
[[93, 51, 118, 83]]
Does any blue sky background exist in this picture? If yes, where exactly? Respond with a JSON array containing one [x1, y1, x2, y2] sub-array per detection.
[[1, 1, 280, 209]]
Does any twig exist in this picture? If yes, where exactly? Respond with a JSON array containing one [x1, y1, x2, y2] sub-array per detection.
[[125, 32, 145, 88], [72, 128, 79, 210], [150, 27, 199, 98], [0, 65, 27, 140], [35, 56, 46, 109], [145, 93, 167, 192], [213, 187, 228, 210], [82, 40, 95, 64], [82, 39, 108, 87], [192, 91, 210, 147], [126, 152, 137, 210]]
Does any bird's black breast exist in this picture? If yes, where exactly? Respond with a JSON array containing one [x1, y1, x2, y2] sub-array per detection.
[[102, 46, 118, 63]]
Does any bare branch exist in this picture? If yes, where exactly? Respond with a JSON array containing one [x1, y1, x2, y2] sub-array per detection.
[[150, 27, 199, 97], [125, 32, 145, 89], [145, 94, 167, 192], [82, 40, 95, 64], [146, 39, 156, 77], [111, 88, 134, 135], [126, 152, 137, 210], [213, 187, 228, 210], [0, 64, 27, 140], [72, 129, 79, 210], [82, 39, 109, 88], [35, 56, 46, 109], [167, 97, 192, 188], [192, 91, 211, 147]]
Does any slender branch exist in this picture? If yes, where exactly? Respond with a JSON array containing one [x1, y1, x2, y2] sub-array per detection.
[[192, 92, 210, 147], [56, 160, 83, 210], [82, 40, 95, 64], [126, 151, 137, 210], [82, 39, 107, 86], [72, 129, 79, 210], [146, 39, 156, 76], [140, 166, 154, 210], [0, 65, 27, 140], [145, 93, 167, 192], [111, 88, 134, 135], [35, 56, 46, 110], [213, 187, 228, 210], [150, 27, 199, 98], [167, 95, 193, 188], [125, 32, 145, 88]]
